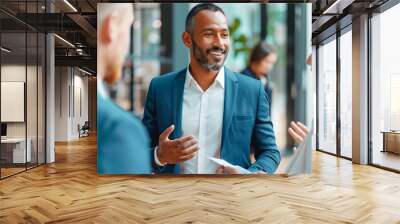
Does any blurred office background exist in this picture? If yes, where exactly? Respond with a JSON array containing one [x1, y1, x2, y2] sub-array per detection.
[[108, 3, 312, 151]]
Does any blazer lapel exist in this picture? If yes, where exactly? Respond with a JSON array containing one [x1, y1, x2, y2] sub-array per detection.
[[171, 68, 186, 139], [221, 67, 238, 152]]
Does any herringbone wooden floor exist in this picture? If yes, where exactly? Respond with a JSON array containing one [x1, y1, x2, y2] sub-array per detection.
[[1, 134, 400, 223]]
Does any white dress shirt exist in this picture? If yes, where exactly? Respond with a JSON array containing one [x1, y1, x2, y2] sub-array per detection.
[[154, 67, 225, 174]]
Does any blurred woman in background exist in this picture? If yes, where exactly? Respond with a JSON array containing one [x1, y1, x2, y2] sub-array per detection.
[[242, 41, 277, 116], [242, 41, 309, 164]]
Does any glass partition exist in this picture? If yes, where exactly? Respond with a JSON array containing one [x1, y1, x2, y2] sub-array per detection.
[[371, 3, 400, 171], [339, 28, 352, 158], [1, 31, 28, 177], [27, 31, 38, 169], [317, 36, 337, 155], [0, 1, 46, 179]]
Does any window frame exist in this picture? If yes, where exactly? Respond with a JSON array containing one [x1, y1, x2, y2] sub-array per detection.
[[315, 21, 353, 161]]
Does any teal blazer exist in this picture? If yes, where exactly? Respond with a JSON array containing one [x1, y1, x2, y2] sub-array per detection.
[[97, 93, 152, 174], [142, 67, 280, 174]]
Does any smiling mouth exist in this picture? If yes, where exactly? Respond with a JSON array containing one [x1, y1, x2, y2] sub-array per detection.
[[208, 51, 225, 58]]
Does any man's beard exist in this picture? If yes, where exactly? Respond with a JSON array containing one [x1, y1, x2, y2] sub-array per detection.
[[192, 38, 228, 72]]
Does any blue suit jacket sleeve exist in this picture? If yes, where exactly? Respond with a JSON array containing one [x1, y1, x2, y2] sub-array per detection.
[[248, 82, 281, 174], [142, 80, 171, 173], [97, 96, 152, 174], [143, 80, 159, 148], [99, 118, 151, 174]]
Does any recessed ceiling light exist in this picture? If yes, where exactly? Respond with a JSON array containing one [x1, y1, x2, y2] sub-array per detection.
[[322, 0, 353, 15], [54, 34, 75, 48], [1, 47, 11, 53], [63, 0, 78, 12], [78, 67, 92, 76]]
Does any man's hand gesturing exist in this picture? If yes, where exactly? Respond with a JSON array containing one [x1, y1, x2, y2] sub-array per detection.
[[157, 125, 199, 165]]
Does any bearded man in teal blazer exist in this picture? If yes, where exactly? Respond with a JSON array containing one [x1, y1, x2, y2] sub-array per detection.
[[142, 4, 280, 174]]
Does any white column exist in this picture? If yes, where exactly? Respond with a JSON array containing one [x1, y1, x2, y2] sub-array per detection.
[[352, 14, 369, 164], [45, 1, 56, 163], [46, 32, 55, 163]]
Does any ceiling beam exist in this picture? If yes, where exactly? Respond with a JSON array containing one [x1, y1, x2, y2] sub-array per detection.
[[55, 55, 96, 71]]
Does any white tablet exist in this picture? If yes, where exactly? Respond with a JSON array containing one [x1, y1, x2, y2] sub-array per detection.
[[209, 157, 252, 174]]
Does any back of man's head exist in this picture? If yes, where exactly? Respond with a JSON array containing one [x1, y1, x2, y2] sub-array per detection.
[[97, 3, 133, 84], [97, 3, 133, 31]]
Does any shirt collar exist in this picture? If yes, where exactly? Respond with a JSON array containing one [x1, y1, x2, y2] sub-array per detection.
[[97, 79, 108, 99], [185, 66, 225, 89]]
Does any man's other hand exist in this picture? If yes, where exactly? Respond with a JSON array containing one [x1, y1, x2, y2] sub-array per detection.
[[288, 121, 309, 145]]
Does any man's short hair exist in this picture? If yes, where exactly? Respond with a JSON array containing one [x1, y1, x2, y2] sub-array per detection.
[[97, 3, 133, 27], [185, 3, 225, 34]]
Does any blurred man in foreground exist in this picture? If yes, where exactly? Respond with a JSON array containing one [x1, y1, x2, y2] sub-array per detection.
[[97, 3, 151, 174]]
